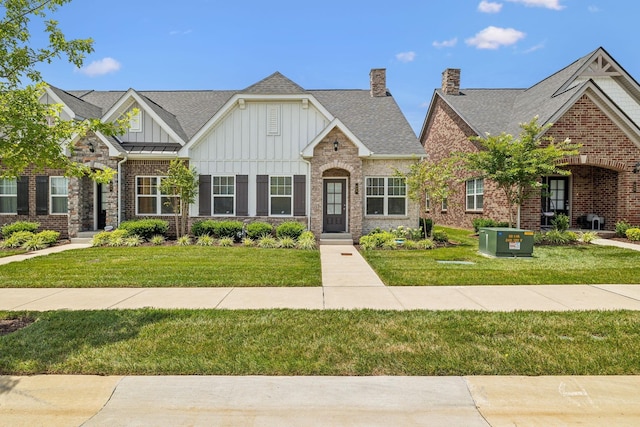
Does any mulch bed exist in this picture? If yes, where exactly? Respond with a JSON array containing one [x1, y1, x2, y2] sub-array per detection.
[[0, 317, 35, 336]]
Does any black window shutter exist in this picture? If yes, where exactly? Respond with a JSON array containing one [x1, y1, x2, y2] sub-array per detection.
[[236, 175, 248, 216], [293, 175, 306, 216], [198, 175, 211, 216], [17, 176, 29, 215], [36, 176, 48, 215], [256, 175, 268, 216]]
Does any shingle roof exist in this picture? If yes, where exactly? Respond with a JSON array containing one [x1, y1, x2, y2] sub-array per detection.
[[435, 47, 600, 137], [54, 72, 423, 156]]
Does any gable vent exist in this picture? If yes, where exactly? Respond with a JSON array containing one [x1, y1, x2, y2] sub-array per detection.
[[267, 105, 280, 136]]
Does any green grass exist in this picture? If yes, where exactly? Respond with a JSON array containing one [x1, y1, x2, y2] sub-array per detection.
[[0, 246, 321, 287], [0, 249, 26, 258], [1, 309, 639, 376], [361, 227, 640, 285]]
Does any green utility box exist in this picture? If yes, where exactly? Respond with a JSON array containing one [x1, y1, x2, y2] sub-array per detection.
[[478, 227, 534, 257]]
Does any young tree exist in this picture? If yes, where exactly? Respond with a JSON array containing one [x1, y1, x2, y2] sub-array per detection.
[[464, 116, 581, 228], [0, 0, 129, 181], [160, 159, 199, 238], [395, 157, 458, 237]]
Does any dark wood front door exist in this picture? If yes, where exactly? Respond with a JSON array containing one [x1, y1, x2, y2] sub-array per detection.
[[541, 177, 569, 227], [323, 179, 346, 232]]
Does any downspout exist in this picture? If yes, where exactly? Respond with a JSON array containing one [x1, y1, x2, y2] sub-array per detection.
[[301, 157, 312, 232], [117, 155, 128, 226]]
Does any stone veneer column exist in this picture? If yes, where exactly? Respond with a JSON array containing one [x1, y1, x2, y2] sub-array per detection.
[[309, 129, 363, 241]]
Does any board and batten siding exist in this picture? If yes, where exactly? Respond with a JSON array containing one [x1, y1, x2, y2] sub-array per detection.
[[120, 105, 177, 144], [190, 101, 328, 216]]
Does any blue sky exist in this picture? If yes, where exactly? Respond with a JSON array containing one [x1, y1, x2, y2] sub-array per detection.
[[36, 0, 638, 134]]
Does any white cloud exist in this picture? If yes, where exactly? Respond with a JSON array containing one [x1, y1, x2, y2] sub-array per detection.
[[587, 5, 600, 12], [523, 43, 545, 53], [478, 1, 503, 13], [169, 29, 193, 35], [506, 0, 565, 10], [465, 26, 525, 49], [432, 37, 458, 49], [395, 51, 417, 63], [78, 57, 121, 77]]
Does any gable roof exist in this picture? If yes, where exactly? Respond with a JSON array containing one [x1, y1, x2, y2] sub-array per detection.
[[422, 47, 640, 140], [50, 71, 422, 157]]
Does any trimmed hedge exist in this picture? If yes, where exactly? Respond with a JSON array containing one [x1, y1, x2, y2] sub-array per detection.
[[276, 221, 306, 239], [246, 222, 273, 239], [191, 220, 243, 239], [1, 221, 39, 239], [118, 219, 169, 240]]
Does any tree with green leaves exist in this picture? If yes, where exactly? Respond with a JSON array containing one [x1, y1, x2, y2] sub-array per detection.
[[464, 116, 581, 228], [160, 159, 199, 238], [395, 157, 458, 237], [0, 0, 129, 181]]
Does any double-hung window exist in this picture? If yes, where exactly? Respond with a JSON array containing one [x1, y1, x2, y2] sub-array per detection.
[[466, 178, 484, 211], [50, 176, 69, 214], [366, 177, 406, 216], [0, 178, 17, 214], [136, 176, 177, 215], [270, 176, 292, 215], [212, 176, 235, 215]]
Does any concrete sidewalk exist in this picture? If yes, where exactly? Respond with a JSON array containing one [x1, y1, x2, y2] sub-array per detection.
[[1, 375, 639, 426]]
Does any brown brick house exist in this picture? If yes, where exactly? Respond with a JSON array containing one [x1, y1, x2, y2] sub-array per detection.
[[1, 70, 424, 240], [420, 47, 640, 232]]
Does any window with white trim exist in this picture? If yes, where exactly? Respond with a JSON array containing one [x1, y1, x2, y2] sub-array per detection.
[[213, 176, 235, 215], [270, 176, 292, 215], [466, 178, 484, 211], [366, 177, 406, 216], [129, 110, 142, 132], [136, 176, 177, 215], [50, 176, 69, 214], [0, 178, 17, 214]]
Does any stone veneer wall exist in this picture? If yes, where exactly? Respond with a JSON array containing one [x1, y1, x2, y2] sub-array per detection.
[[361, 158, 421, 235], [310, 128, 363, 240]]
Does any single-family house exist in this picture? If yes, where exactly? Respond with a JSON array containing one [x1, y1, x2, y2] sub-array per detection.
[[0, 69, 424, 241], [420, 47, 640, 231]]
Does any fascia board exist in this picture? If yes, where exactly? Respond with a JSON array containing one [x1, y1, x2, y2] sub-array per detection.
[[42, 86, 76, 120]]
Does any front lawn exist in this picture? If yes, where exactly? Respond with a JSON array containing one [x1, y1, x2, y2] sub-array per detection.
[[361, 227, 640, 285], [1, 309, 638, 376], [0, 246, 321, 287]]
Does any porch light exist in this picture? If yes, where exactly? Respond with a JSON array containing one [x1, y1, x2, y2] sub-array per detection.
[[355, 183, 359, 194], [333, 140, 339, 151], [88, 141, 95, 153]]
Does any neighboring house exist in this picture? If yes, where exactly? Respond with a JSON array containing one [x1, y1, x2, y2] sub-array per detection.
[[420, 47, 640, 232], [0, 70, 424, 241]]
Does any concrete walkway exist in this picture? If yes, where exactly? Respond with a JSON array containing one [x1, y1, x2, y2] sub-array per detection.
[[2, 239, 640, 426]]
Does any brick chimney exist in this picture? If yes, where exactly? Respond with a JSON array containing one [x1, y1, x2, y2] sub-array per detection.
[[442, 68, 461, 95], [370, 68, 387, 97]]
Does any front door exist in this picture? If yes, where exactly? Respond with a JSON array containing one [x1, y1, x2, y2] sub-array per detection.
[[323, 179, 346, 232], [97, 183, 107, 230], [541, 177, 569, 227]]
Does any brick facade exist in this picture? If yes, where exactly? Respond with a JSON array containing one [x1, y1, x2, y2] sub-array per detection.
[[423, 93, 640, 231]]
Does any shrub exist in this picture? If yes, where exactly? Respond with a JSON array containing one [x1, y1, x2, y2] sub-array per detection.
[[215, 221, 243, 240], [296, 231, 317, 250], [1, 221, 39, 239], [403, 239, 418, 250], [579, 231, 599, 243], [359, 231, 395, 249], [616, 220, 632, 237], [22, 235, 48, 251], [626, 227, 640, 241], [91, 231, 112, 247], [257, 235, 278, 248], [533, 232, 546, 245], [278, 236, 296, 248], [191, 219, 217, 237], [381, 239, 397, 250], [242, 237, 254, 247], [472, 218, 511, 232], [417, 239, 435, 249], [107, 229, 130, 247], [540, 229, 578, 245], [218, 237, 234, 247], [551, 213, 570, 232], [247, 222, 273, 239], [150, 235, 165, 245], [176, 235, 192, 246], [35, 230, 60, 245], [123, 235, 144, 247], [1, 231, 35, 248], [196, 234, 215, 246], [432, 230, 448, 243], [118, 219, 168, 240], [276, 221, 306, 239]]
